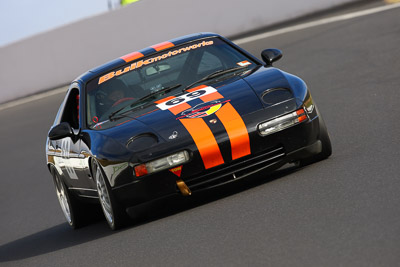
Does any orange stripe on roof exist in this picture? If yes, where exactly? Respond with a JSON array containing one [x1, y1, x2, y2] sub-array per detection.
[[170, 103, 191, 115], [151, 41, 175, 51], [121, 51, 144, 63], [180, 118, 224, 169], [216, 102, 250, 160]]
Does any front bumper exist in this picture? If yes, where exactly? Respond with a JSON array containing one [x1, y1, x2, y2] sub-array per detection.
[[112, 108, 321, 208]]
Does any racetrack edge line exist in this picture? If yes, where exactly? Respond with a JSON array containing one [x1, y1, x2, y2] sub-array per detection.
[[1, 2, 399, 111], [234, 2, 400, 44]]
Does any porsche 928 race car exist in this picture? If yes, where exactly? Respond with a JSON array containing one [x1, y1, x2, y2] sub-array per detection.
[[46, 32, 331, 230]]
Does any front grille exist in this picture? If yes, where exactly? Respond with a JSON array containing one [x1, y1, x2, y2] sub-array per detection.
[[186, 146, 285, 191]]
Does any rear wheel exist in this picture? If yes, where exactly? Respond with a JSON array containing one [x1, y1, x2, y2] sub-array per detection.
[[94, 162, 129, 230], [51, 167, 85, 229]]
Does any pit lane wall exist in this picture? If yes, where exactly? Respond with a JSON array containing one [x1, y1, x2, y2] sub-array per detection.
[[0, 0, 359, 104]]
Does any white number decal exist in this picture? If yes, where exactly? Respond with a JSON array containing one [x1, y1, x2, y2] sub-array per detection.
[[61, 139, 70, 158], [156, 86, 217, 110]]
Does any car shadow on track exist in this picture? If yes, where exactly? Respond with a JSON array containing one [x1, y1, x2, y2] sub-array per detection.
[[0, 223, 110, 262], [0, 164, 301, 262], [0, 211, 110, 262], [127, 163, 302, 232]]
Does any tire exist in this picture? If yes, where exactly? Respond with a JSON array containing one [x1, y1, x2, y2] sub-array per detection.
[[315, 113, 332, 160], [299, 109, 332, 166], [93, 162, 129, 230], [51, 167, 86, 229]]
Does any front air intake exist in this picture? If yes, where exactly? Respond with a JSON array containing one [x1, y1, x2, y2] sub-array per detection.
[[261, 88, 293, 106], [126, 133, 158, 152]]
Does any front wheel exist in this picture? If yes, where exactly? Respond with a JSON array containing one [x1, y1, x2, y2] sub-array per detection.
[[299, 109, 332, 166], [94, 162, 129, 230], [51, 167, 85, 229]]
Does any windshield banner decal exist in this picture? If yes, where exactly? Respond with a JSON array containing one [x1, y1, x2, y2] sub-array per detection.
[[99, 40, 214, 84]]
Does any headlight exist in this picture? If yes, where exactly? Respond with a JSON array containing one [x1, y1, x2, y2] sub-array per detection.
[[258, 108, 308, 136], [134, 151, 190, 177]]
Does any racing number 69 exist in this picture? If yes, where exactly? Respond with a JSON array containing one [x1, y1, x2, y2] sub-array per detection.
[[156, 86, 217, 111], [165, 90, 206, 107]]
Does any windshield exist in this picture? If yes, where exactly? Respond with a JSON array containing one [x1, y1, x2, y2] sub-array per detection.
[[86, 37, 259, 130]]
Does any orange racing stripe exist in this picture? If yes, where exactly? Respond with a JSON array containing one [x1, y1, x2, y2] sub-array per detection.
[[154, 96, 175, 104], [215, 102, 251, 160], [170, 103, 191, 115], [186, 85, 208, 92], [151, 41, 175, 51], [155, 96, 192, 115], [186, 85, 223, 102], [200, 91, 224, 102], [180, 118, 224, 169], [121, 51, 144, 63]]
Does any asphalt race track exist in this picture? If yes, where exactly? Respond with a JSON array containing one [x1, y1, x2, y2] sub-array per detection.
[[1, 2, 399, 266]]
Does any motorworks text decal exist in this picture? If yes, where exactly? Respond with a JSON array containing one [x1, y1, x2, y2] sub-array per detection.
[[98, 40, 214, 84]]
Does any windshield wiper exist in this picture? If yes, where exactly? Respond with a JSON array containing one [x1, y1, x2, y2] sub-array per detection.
[[108, 83, 181, 121], [138, 83, 182, 103], [182, 66, 248, 92], [108, 100, 136, 121]]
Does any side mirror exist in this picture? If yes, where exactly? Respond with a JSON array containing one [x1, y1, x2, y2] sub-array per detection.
[[48, 122, 73, 140], [261, 49, 283, 66]]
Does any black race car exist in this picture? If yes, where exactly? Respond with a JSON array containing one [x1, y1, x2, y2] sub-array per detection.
[[46, 33, 331, 230]]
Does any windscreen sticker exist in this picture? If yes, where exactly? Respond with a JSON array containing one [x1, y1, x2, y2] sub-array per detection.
[[98, 40, 214, 84], [237, 60, 251, 67], [156, 86, 217, 110]]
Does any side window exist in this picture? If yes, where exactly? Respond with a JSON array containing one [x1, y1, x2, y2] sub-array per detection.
[[197, 51, 223, 76], [60, 88, 80, 129]]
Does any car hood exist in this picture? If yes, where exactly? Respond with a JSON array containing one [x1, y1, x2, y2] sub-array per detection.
[[92, 67, 295, 160]]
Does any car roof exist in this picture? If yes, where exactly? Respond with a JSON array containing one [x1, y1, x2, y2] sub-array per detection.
[[75, 32, 222, 84]]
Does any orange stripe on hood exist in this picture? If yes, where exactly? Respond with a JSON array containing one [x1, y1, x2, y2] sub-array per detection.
[[155, 96, 191, 115], [169, 103, 191, 115], [200, 91, 224, 102], [215, 102, 250, 160], [154, 96, 175, 104], [180, 118, 224, 169], [186, 85, 223, 102]]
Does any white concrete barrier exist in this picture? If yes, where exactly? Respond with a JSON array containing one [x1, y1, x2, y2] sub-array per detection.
[[0, 0, 359, 103]]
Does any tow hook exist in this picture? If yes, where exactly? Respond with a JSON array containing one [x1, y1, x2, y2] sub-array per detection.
[[176, 178, 192, 196]]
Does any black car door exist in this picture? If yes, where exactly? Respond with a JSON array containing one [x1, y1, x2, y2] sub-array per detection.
[[53, 86, 93, 190]]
